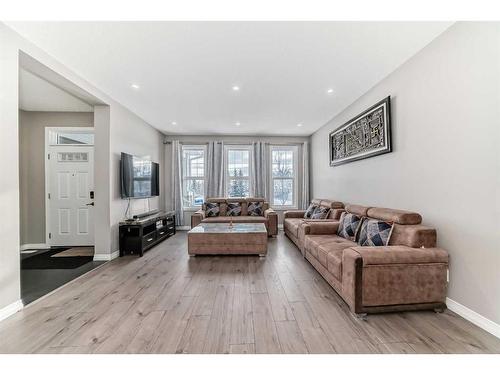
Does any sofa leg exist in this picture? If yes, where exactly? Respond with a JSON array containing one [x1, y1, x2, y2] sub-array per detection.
[[434, 307, 445, 313], [354, 313, 368, 321], [259, 254, 267, 257]]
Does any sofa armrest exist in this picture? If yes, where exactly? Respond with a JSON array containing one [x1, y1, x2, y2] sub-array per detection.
[[342, 246, 449, 313], [191, 209, 205, 228], [348, 245, 449, 265], [264, 208, 278, 236], [283, 210, 306, 219], [302, 221, 340, 235]]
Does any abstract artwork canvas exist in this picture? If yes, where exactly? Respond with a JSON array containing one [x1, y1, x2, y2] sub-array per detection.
[[329, 96, 392, 166]]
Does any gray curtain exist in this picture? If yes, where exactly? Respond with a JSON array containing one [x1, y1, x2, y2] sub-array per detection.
[[206, 141, 225, 197], [301, 141, 310, 209], [252, 141, 268, 198], [170, 140, 184, 226]]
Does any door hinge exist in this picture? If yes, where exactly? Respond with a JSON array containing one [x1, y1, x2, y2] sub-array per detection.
[[48, 193, 51, 199], [48, 233, 52, 239], [48, 153, 50, 160]]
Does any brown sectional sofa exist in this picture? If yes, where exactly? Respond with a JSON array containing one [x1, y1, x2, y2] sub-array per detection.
[[284, 202, 449, 316], [191, 197, 278, 236]]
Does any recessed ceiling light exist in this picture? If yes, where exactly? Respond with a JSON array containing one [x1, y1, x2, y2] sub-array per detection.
[[235, 122, 241, 126], [297, 123, 303, 127], [131, 83, 140, 89], [171, 121, 177, 126], [327, 88, 334, 94], [232, 86, 240, 91]]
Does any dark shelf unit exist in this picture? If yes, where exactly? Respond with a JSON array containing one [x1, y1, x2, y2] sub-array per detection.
[[119, 211, 176, 257]]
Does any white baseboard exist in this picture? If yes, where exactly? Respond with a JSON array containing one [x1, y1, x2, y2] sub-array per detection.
[[0, 300, 23, 322], [93, 250, 119, 261], [446, 297, 500, 339], [176, 226, 190, 230], [20, 243, 50, 251]]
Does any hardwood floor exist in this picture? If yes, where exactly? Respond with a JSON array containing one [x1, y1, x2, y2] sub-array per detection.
[[1, 231, 499, 354]]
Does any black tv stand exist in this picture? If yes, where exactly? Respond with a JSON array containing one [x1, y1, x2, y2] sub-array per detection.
[[119, 211, 176, 257]]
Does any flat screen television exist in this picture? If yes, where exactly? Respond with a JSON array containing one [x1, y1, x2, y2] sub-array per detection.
[[120, 152, 160, 198]]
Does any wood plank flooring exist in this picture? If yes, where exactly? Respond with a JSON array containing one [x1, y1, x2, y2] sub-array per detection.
[[1, 231, 499, 354]]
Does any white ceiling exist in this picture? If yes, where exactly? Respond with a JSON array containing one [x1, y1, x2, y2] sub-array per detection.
[[8, 22, 452, 135], [19, 68, 93, 112]]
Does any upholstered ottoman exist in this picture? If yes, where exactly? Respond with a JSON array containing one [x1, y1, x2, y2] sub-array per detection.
[[187, 223, 267, 256]]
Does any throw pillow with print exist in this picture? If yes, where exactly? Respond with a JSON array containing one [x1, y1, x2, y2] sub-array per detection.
[[310, 206, 330, 219], [337, 212, 363, 241], [227, 202, 242, 216], [357, 218, 393, 246], [204, 202, 220, 217], [247, 201, 264, 216], [303, 203, 318, 219]]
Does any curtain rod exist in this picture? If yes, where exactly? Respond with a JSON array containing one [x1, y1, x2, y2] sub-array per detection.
[[163, 140, 306, 146]]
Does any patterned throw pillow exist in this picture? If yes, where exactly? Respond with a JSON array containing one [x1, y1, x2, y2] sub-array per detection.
[[204, 202, 220, 217], [227, 202, 242, 216], [337, 212, 363, 241], [303, 203, 318, 219], [310, 206, 330, 219], [247, 201, 264, 216], [357, 218, 393, 246]]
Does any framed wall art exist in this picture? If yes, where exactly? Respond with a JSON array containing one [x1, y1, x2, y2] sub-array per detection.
[[329, 96, 392, 167]]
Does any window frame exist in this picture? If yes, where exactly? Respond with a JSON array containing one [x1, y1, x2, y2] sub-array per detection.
[[181, 144, 207, 210], [224, 144, 253, 198], [270, 145, 299, 210]]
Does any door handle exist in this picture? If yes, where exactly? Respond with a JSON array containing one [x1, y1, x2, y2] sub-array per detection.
[[86, 202, 95, 206]]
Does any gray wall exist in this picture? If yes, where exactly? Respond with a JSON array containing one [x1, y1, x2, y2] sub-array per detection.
[[0, 23, 165, 312], [310, 22, 500, 324], [164, 135, 309, 225], [18, 110, 94, 245], [109, 106, 165, 254]]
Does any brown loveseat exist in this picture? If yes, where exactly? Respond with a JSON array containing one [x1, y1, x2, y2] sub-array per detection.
[[285, 203, 449, 316], [283, 198, 344, 251], [191, 197, 278, 236]]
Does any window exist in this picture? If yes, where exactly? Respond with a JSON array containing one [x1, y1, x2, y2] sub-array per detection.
[[270, 145, 298, 208], [225, 146, 252, 197], [181, 145, 206, 208]]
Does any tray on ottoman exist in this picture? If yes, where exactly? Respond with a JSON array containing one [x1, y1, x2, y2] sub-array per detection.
[[187, 223, 267, 256]]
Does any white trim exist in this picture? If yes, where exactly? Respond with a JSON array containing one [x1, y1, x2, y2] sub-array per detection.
[[446, 297, 500, 339], [45, 127, 95, 247], [224, 144, 253, 197], [20, 243, 50, 251], [93, 250, 119, 261], [176, 226, 191, 230], [270, 145, 299, 209], [0, 300, 24, 322]]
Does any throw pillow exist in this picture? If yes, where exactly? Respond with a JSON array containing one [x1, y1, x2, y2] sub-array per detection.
[[337, 212, 363, 241], [357, 218, 394, 246], [310, 206, 330, 219], [227, 202, 242, 216], [247, 201, 264, 216], [303, 203, 318, 219], [204, 202, 220, 217]]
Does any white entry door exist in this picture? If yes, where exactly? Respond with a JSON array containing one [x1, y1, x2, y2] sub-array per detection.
[[48, 145, 95, 246]]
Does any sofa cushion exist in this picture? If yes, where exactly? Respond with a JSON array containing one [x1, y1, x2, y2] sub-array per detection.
[[317, 241, 353, 269], [304, 203, 318, 219], [227, 202, 242, 216], [204, 202, 220, 217], [345, 204, 370, 217], [304, 234, 353, 259], [337, 212, 363, 241], [247, 201, 264, 216], [357, 218, 394, 247], [311, 206, 330, 219], [284, 218, 303, 238]]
